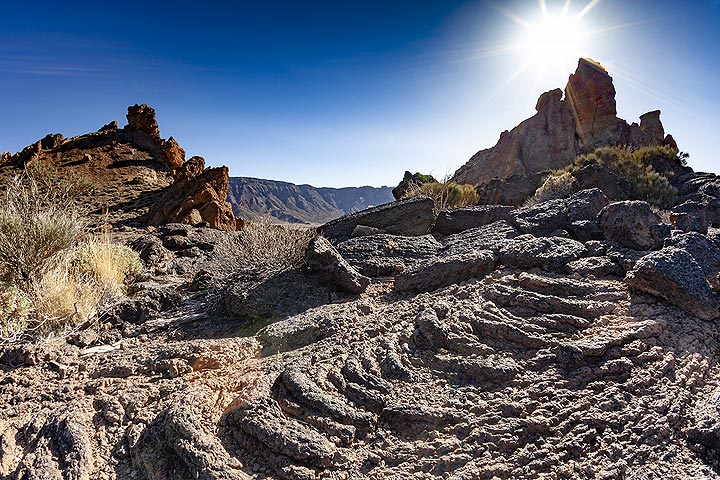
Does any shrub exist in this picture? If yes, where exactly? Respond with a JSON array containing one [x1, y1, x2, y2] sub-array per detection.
[[526, 172, 577, 206], [0, 283, 31, 340], [221, 218, 316, 273], [551, 146, 678, 208], [30, 240, 141, 335], [0, 176, 86, 286], [403, 180, 479, 213]]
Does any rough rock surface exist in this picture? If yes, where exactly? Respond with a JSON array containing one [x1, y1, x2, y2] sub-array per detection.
[[626, 247, 720, 320], [600, 201, 669, 250], [453, 59, 673, 205], [305, 236, 370, 293], [434, 205, 514, 235], [336, 234, 442, 277], [320, 196, 435, 241], [391, 171, 436, 200], [146, 156, 237, 230]]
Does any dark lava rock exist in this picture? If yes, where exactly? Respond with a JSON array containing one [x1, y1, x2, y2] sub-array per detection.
[[434, 205, 514, 236], [320, 196, 435, 241], [513, 188, 609, 237], [626, 247, 719, 320], [305, 236, 370, 294], [336, 234, 441, 277], [394, 249, 496, 294], [599, 201, 669, 250], [670, 201, 709, 234], [442, 220, 521, 257], [498, 235, 588, 272]]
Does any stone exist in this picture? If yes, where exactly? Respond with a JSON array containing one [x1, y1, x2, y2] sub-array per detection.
[[320, 196, 435, 241], [350, 225, 386, 237], [392, 171, 436, 200], [565, 58, 619, 151], [571, 163, 630, 201], [161, 136, 185, 171], [146, 157, 236, 230], [434, 205, 514, 235], [305, 236, 370, 294], [670, 201, 709, 234], [513, 188, 608, 237], [443, 220, 521, 257], [626, 247, 719, 320], [336, 234, 441, 277], [567, 256, 623, 277], [394, 249, 496, 294], [498, 235, 588, 272], [125, 103, 160, 138], [98, 120, 118, 132], [452, 58, 671, 203], [39, 133, 64, 150], [664, 232, 720, 280], [599, 201, 669, 250]]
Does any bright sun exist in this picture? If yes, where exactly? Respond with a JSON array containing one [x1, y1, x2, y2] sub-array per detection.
[[521, 14, 585, 67]]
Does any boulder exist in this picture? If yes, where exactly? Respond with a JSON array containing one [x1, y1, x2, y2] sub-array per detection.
[[599, 201, 669, 250], [626, 247, 719, 320], [146, 156, 236, 230], [670, 201, 709, 234], [565, 58, 619, 151], [664, 232, 720, 280], [571, 163, 630, 200], [513, 188, 609, 237], [394, 250, 496, 294], [434, 205, 514, 235], [39, 133, 64, 150], [125, 103, 160, 138], [98, 120, 118, 132], [161, 136, 185, 172], [320, 196, 435, 241], [443, 220, 521, 257], [567, 256, 623, 277], [498, 235, 588, 272], [305, 236, 370, 294], [392, 171, 436, 200], [336, 234, 441, 277]]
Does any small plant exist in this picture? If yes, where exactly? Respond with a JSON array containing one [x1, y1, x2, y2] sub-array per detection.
[[402, 178, 479, 214], [0, 282, 31, 340], [546, 145, 679, 208], [526, 172, 577, 206], [220, 217, 316, 273], [0, 176, 86, 286], [70, 241, 143, 296]]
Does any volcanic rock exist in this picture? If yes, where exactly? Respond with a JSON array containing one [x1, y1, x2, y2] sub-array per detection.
[[434, 205, 514, 235], [626, 247, 719, 320], [394, 249, 496, 294], [305, 236, 370, 294], [599, 201, 669, 250], [146, 156, 236, 230], [320, 196, 435, 241], [125, 103, 160, 139], [392, 171, 436, 200], [336, 234, 442, 277]]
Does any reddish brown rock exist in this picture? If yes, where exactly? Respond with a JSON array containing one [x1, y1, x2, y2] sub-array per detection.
[[566, 58, 620, 151], [452, 58, 674, 205], [162, 136, 186, 172], [126, 103, 160, 139], [146, 156, 236, 230]]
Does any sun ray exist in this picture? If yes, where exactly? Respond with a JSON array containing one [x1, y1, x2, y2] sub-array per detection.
[[561, 0, 573, 15], [491, 3, 532, 29], [539, 0, 550, 17], [576, 0, 601, 20]]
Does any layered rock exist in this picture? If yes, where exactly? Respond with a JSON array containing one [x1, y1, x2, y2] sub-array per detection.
[[146, 156, 237, 230], [452, 58, 674, 204]]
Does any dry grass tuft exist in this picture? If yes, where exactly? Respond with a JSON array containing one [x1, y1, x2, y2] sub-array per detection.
[[525, 172, 577, 206], [403, 178, 479, 214]]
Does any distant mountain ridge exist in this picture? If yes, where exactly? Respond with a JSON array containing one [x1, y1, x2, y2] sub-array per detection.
[[227, 176, 394, 224]]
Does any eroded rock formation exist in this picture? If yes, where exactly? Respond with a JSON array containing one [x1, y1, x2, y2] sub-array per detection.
[[453, 58, 676, 204]]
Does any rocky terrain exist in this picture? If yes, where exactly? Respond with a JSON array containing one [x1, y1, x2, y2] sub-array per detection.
[[2, 60, 720, 480], [228, 177, 393, 224], [453, 58, 679, 205]]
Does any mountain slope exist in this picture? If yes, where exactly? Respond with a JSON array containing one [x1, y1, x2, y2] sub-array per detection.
[[227, 176, 393, 224]]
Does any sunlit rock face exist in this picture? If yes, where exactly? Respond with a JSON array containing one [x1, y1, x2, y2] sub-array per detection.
[[452, 58, 673, 200]]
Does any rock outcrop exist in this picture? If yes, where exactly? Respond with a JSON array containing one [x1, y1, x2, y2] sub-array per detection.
[[452, 58, 675, 205], [146, 156, 237, 230]]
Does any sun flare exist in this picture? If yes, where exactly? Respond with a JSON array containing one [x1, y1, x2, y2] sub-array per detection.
[[521, 14, 585, 68]]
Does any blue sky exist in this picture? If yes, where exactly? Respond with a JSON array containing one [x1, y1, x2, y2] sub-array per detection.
[[1, 0, 719, 187]]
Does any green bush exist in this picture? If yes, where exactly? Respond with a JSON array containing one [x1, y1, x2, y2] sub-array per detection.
[[553, 146, 679, 208]]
